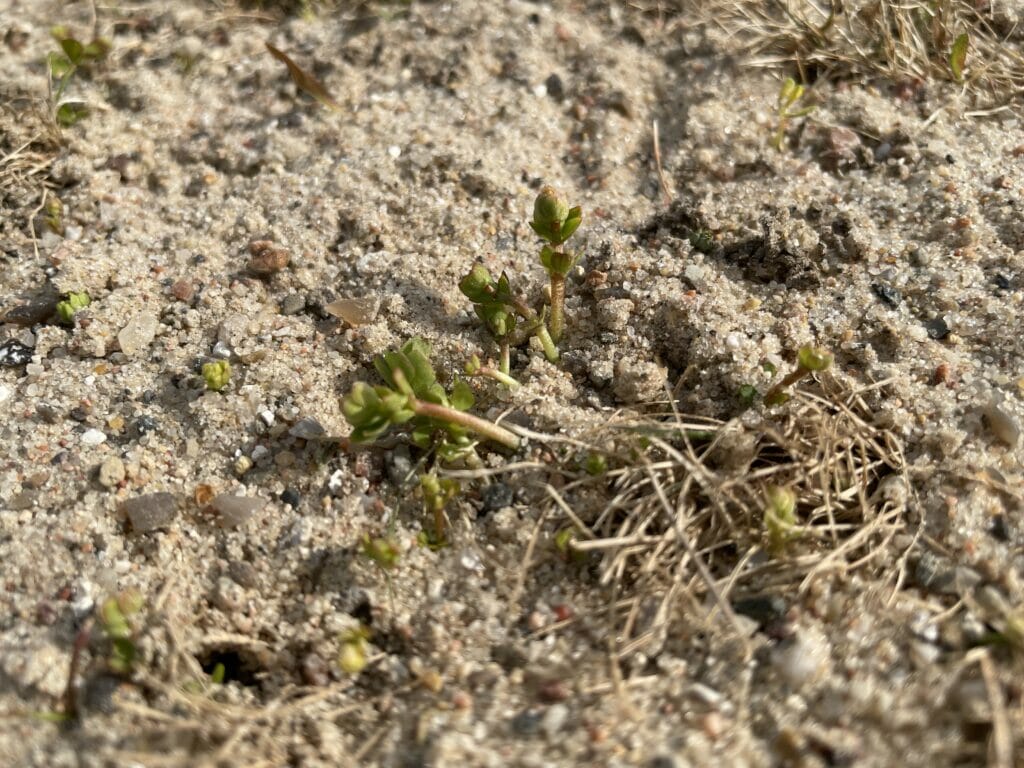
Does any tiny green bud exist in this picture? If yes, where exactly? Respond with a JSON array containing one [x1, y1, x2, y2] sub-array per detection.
[[530, 185, 575, 243], [116, 588, 144, 617], [338, 639, 367, 674], [583, 452, 607, 476], [459, 264, 495, 303], [797, 345, 833, 372], [362, 533, 400, 569], [202, 360, 231, 392], [56, 291, 90, 323], [465, 354, 483, 376], [764, 485, 799, 552]]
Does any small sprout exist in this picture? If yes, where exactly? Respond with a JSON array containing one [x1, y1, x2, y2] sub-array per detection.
[[688, 228, 715, 254], [797, 345, 833, 372], [764, 345, 833, 405], [47, 27, 109, 129], [583, 452, 607, 476], [342, 337, 520, 452], [764, 485, 799, 554], [265, 42, 342, 111], [530, 186, 582, 343], [97, 588, 144, 675], [362, 533, 401, 570], [460, 264, 558, 364], [554, 527, 587, 564], [338, 626, 370, 675], [43, 197, 64, 234], [950, 32, 969, 83], [738, 384, 758, 408], [209, 662, 226, 685], [56, 291, 90, 324], [421, 472, 460, 547], [202, 360, 231, 392], [771, 77, 815, 151]]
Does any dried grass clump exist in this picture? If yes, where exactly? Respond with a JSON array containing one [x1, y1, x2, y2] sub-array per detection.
[[0, 88, 60, 243], [693, 0, 1024, 114], [547, 375, 909, 657]]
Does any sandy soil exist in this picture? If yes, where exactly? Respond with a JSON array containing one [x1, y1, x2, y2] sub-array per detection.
[[1, 1, 1023, 766]]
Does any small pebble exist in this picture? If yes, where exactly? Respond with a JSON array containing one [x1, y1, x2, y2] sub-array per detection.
[[211, 494, 266, 528], [281, 293, 306, 315], [289, 417, 326, 440], [481, 482, 514, 513], [280, 488, 301, 507], [300, 653, 329, 686], [541, 703, 569, 739], [81, 429, 107, 446], [772, 628, 830, 688], [982, 401, 1020, 447], [0, 339, 33, 367], [97, 456, 126, 488], [544, 73, 564, 101], [924, 317, 950, 340], [121, 492, 179, 533], [248, 240, 290, 275], [228, 561, 259, 588], [117, 313, 158, 357], [871, 282, 901, 309]]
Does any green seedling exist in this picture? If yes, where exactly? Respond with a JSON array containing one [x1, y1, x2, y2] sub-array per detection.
[[362, 533, 401, 570], [202, 360, 231, 392], [582, 452, 607, 476], [764, 485, 800, 554], [56, 291, 90, 324], [764, 345, 833, 406], [98, 588, 144, 675], [420, 472, 460, 547], [43, 197, 64, 234], [342, 337, 520, 455], [553, 527, 588, 565], [530, 186, 582, 343], [689, 228, 715, 254], [738, 384, 758, 408], [465, 353, 520, 390], [48, 26, 110, 128], [460, 264, 558, 364], [771, 77, 815, 151], [338, 626, 371, 675], [950, 32, 969, 83]]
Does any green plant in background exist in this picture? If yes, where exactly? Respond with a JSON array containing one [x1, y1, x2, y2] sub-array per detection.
[[338, 625, 371, 675], [949, 32, 969, 83], [98, 588, 144, 675], [764, 485, 800, 554], [771, 77, 815, 151], [342, 337, 520, 455], [460, 264, 558, 365], [202, 360, 231, 392], [764, 345, 833, 405], [420, 472, 460, 547], [56, 291, 90, 324], [530, 186, 582, 343], [362, 533, 401, 570], [48, 26, 110, 127], [43, 197, 64, 234]]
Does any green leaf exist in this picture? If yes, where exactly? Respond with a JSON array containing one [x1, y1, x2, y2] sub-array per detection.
[[450, 379, 474, 411], [50, 25, 71, 42], [60, 38, 84, 65], [459, 264, 495, 303], [265, 42, 342, 111], [56, 102, 88, 126], [48, 52, 73, 78], [82, 38, 111, 61], [950, 32, 969, 83], [559, 207, 582, 242]]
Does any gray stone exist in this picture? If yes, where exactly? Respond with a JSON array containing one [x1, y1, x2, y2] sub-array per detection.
[[121, 492, 179, 533], [212, 494, 266, 528], [117, 312, 158, 357]]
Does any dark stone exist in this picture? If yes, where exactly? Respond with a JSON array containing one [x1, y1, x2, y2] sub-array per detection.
[[993, 273, 1012, 290], [872, 282, 901, 308], [544, 73, 564, 101], [511, 708, 543, 736], [121, 492, 179, 533], [481, 482, 514, 513], [228, 561, 259, 589], [925, 317, 950, 340], [0, 339, 33, 367], [280, 488, 301, 508], [132, 415, 158, 436], [990, 514, 1011, 542], [732, 594, 788, 628]]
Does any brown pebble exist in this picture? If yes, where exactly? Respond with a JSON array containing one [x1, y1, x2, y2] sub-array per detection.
[[300, 652, 329, 686], [170, 279, 195, 302], [537, 679, 569, 703], [993, 175, 1013, 190], [247, 240, 290, 275], [933, 364, 952, 386], [552, 604, 573, 622], [452, 690, 472, 710]]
